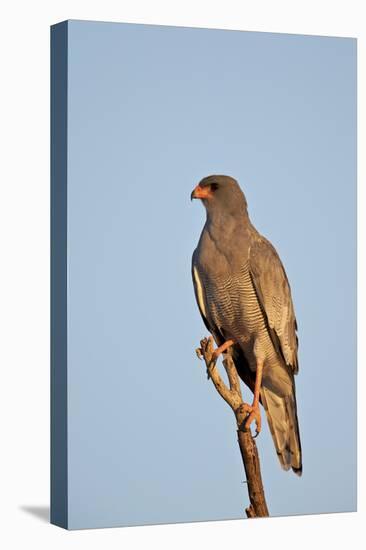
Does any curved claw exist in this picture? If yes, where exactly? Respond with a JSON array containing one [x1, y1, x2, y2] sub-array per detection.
[[244, 403, 262, 436], [195, 347, 203, 360], [200, 336, 212, 353], [198, 335, 234, 381]]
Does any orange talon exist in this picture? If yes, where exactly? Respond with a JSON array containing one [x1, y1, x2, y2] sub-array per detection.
[[245, 359, 264, 436], [245, 402, 262, 435], [198, 336, 236, 379], [211, 338, 235, 360], [207, 337, 235, 379]]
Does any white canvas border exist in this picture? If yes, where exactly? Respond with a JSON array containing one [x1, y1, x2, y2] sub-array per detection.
[[0, 1, 363, 549]]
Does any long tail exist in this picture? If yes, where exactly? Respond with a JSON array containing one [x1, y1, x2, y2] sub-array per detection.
[[261, 385, 302, 475], [232, 346, 302, 475]]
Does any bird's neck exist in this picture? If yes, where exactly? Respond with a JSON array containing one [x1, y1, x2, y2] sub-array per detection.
[[205, 207, 250, 240]]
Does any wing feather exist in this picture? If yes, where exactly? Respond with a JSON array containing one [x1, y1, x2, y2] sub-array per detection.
[[249, 232, 299, 373]]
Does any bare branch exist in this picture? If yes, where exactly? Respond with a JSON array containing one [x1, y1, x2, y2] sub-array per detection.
[[223, 353, 242, 398], [197, 336, 269, 518], [199, 337, 241, 412]]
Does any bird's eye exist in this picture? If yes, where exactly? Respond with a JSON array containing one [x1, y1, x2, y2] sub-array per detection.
[[210, 183, 219, 191]]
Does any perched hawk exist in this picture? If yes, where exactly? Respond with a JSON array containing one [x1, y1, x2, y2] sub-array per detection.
[[191, 175, 302, 475]]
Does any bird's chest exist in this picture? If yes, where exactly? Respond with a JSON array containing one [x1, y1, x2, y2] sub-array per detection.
[[201, 263, 263, 340]]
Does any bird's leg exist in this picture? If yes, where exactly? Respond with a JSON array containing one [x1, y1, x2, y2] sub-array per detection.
[[212, 338, 235, 360], [244, 360, 264, 436], [206, 336, 235, 379]]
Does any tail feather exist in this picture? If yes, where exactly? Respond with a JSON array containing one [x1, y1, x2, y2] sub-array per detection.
[[261, 386, 302, 475], [232, 347, 302, 475]]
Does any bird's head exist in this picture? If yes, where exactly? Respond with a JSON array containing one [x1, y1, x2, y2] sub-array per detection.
[[191, 175, 248, 218]]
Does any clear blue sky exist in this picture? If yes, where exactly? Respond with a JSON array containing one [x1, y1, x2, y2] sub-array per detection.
[[65, 20, 356, 528]]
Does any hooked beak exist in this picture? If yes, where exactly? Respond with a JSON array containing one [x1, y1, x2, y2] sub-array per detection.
[[190, 185, 212, 201]]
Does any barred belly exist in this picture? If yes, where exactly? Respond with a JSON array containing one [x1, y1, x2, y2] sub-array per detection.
[[201, 263, 277, 371]]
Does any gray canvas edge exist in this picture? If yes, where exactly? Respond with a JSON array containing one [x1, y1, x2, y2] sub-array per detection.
[[50, 20, 68, 529]]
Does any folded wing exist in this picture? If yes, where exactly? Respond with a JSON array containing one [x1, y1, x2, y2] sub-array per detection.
[[249, 233, 299, 373]]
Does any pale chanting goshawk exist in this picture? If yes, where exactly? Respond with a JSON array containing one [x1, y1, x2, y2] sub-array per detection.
[[191, 175, 302, 475]]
